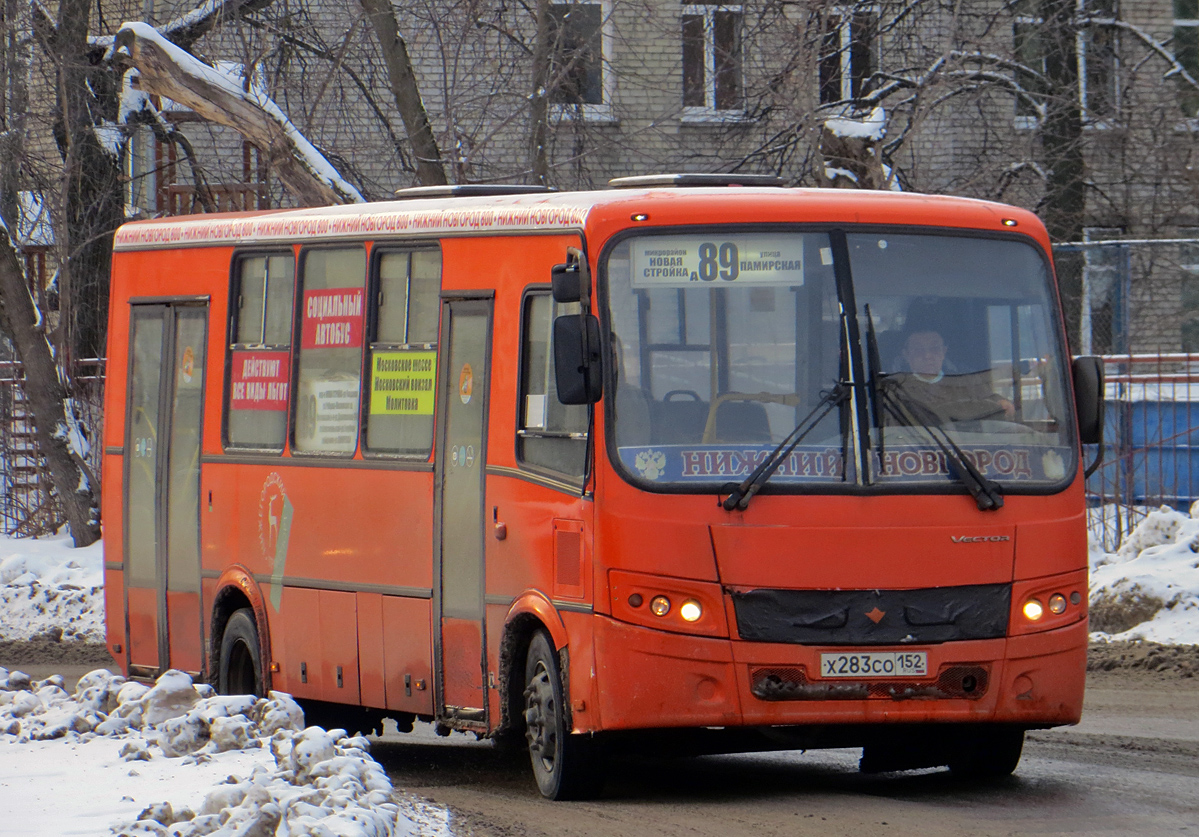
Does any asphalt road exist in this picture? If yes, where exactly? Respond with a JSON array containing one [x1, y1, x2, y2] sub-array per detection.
[[372, 670, 1199, 837]]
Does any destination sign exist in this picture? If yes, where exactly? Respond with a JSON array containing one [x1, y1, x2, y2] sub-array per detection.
[[630, 234, 806, 288]]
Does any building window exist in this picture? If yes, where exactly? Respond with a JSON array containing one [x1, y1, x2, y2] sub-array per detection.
[[518, 291, 588, 480], [365, 249, 442, 457], [819, 7, 877, 105], [1180, 227, 1199, 351], [1014, 0, 1118, 124], [682, 5, 743, 115], [1080, 0, 1118, 120], [1013, 1, 1047, 122], [227, 253, 295, 450], [549, 3, 604, 106], [1176, 0, 1199, 116], [1081, 228, 1122, 355]]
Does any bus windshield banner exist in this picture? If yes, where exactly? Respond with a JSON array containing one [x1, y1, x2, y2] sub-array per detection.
[[630, 233, 805, 288], [618, 444, 1072, 483]]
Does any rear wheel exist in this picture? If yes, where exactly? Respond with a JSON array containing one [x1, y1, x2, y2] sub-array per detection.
[[218, 608, 262, 697], [523, 630, 604, 799], [947, 726, 1024, 779]]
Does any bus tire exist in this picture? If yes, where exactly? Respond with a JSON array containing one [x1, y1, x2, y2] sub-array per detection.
[[523, 630, 604, 800], [947, 726, 1024, 779], [218, 608, 262, 697]]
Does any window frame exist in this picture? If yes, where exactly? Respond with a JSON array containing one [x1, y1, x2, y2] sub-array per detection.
[[1176, 0, 1199, 117], [547, 0, 615, 123], [223, 248, 297, 453], [1013, 0, 1119, 129], [362, 243, 444, 460], [290, 244, 370, 459], [818, 5, 879, 106], [681, 4, 746, 122], [515, 285, 589, 485]]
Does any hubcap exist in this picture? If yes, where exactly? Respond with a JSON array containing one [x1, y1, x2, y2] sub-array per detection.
[[524, 662, 557, 772]]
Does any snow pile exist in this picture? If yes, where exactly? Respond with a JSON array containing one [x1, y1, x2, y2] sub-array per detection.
[[0, 667, 409, 836], [0, 532, 104, 641], [824, 105, 887, 141], [1089, 503, 1199, 644]]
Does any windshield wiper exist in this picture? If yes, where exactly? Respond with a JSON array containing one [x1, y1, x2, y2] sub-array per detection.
[[874, 379, 1005, 512], [864, 305, 885, 466], [721, 383, 850, 511]]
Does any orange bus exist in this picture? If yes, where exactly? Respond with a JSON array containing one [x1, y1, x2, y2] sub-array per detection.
[[102, 175, 1102, 798]]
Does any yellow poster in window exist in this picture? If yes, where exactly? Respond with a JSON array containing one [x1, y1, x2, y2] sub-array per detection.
[[369, 350, 437, 415]]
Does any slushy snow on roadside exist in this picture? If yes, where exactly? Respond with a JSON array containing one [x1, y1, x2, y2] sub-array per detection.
[[0, 664, 448, 835], [1089, 503, 1199, 645], [0, 532, 451, 835], [0, 531, 103, 641]]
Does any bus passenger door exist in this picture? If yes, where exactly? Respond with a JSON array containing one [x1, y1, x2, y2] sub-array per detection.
[[124, 303, 207, 679], [434, 298, 492, 724]]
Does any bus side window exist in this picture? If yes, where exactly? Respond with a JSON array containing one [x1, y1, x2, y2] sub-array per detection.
[[293, 248, 367, 455], [518, 291, 588, 479], [366, 248, 442, 456], [227, 253, 295, 450]]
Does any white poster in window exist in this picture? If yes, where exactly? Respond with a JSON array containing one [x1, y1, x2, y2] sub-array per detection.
[[631, 233, 805, 288], [296, 374, 360, 453]]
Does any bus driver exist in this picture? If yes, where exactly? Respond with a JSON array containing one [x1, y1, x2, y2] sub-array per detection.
[[892, 329, 1016, 425]]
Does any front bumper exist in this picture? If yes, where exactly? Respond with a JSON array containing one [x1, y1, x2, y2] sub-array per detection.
[[590, 614, 1086, 732]]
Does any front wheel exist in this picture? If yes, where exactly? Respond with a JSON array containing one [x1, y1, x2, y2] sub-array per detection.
[[218, 608, 262, 697], [947, 726, 1024, 779], [523, 630, 604, 799]]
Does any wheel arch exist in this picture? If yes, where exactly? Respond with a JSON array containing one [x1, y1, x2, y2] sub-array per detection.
[[497, 591, 570, 737], [209, 566, 273, 693]]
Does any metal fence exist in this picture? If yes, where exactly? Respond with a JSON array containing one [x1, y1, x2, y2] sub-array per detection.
[[0, 358, 104, 537], [1085, 353, 1199, 550]]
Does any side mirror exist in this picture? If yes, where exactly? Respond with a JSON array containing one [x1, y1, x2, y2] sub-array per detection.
[[553, 314, 603, 405], [1072, 355, 1104, 445]]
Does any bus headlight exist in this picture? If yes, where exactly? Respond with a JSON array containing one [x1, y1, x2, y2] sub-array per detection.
[[650, 596, 671, 617], [679, 599, 703, 622], [1022, 599, 1044, 621], [1048, 593, 1068, 614]]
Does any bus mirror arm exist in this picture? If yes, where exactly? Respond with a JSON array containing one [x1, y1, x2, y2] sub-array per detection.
[[1072, 355, 1104, 476], [551, 247, 591, 307]]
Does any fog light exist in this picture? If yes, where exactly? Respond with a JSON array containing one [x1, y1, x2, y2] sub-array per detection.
[[1049, 593, 1067, 614], [679, 599, 702, 622], [650, 596, 671, 617], [1023, 599, 1044, 621]]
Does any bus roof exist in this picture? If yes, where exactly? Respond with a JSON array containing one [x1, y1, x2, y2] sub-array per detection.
[[112, 187, 1043, 252]]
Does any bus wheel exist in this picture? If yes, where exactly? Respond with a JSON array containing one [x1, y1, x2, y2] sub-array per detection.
[[523, 630, 604, 800], [947, 726, 1024, 779], [218, 609, 262, 697]]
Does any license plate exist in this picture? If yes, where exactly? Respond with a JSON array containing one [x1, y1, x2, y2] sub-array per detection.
[[819, 651, 928, 678]]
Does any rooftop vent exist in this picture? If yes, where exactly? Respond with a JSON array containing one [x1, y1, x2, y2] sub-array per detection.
[[393, 184, 555, 200], [608, 173, 784, 189]]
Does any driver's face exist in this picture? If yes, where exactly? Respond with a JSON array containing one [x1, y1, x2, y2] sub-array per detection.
[[904, 331, 946, 376]]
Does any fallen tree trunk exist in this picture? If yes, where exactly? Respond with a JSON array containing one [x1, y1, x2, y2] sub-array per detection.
[[114, 22, 363, 206]]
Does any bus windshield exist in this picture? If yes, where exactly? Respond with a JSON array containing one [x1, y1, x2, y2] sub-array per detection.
[[605, 228, 1076, 492]]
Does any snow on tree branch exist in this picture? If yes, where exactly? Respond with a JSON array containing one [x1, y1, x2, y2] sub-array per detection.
[[114, 22, 364, 206]]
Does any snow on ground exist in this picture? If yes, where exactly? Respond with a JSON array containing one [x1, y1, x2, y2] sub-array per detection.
[[0, 534, 452, 835], [0, 664, 450, 836], [1089, 503, 1199, 645], [0, 531, 104, 641], [2, 509, 1198, 835]]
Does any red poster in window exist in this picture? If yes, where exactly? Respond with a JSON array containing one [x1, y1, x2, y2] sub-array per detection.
[[231, 350, 291, 411], [301, 288, 365, 350]]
